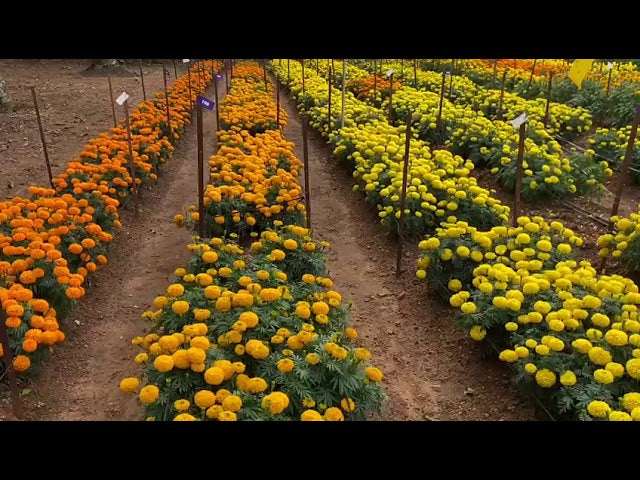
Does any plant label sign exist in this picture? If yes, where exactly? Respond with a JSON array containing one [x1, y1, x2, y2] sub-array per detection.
[[607, 62, 613, 70], [511, 112, 528, 128], [386, 69, 395, 77], [182, 59, 190, 63], [115, 92, 130, 106], [197, 95, 214, 110]]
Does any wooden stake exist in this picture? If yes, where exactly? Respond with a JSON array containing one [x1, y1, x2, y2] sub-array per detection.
[[287, 59, 290, 84], [498, 70, 508, 120], [122, 98, 139, 216], [396, 112, 412, 276], [513, 121, 527, 226], [610, 107, 640, 219], [302, 59, 305, 94], [331, 59, 335, 84], [606, 67, 613, 97], [413, 59, 417, 88], [525, 59, 537, 94], [341, 59, 346, 128], [162, 63, 172, 140], [448, 70, 454, 98], [302, 114, 312, 229], [187, 61, 193, 110], [30, 87, 54, 189], [543, 72, 554, 128], [327, 67, 332, 134], [388, 72, 394, 122], [196, 104, 205, 238], [108, 77, 117, 127], [373, 59, 377, 99], [401, 58, 404, 76], [139, 59, 146, 101], [213, 73, 220, 129], [173, 59, 178, 79], [0, 308, 24, 419], [263, 60, 268, 92], [493, 60, 498, 86], [436, 71, 446, 128], [276, 75, 280, 129]]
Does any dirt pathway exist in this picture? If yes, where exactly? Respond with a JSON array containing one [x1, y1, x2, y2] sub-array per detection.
[[278, 85, 535, 420], [23, 79, 226, 421]]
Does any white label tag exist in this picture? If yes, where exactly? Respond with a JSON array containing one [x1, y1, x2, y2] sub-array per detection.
[[115, 92, 130, 106], [386, 69, 395, 77], [511, 112, 528, 128], [182, 59, 190, 63], [607, 62, 613, 70]]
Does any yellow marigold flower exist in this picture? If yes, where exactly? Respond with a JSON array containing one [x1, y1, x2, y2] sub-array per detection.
[[609, 411, 632, 421], [301, 409, 324, 421], [239, 311, 259, 328], [135, 353, 149, 364], [560, 371, 577, 386], [306, 353, 321, 365], [277, 358, 295, 373], [194, 390, 216, 409], [469, 325, 486, 341], [174, 399, 190, 412], [605, 362, 625, 378], [172, 300, 190, 315], [594, 369, 614, 384], [587, 400, 610, 418], [448, 279, 463, 292], [524, 363, 537, 374], [345, 327, 358, 339], [312, 301, 330, 315], [324, 407, 344, 421], [166, 283, 185, 297], [605, 329, 628, 346], [535, 368, 556, 388], [153, 355, 174, 373], [260, 288, 282, 302], [204, 366, 225, 385], [173, 413, 196, 421], [222, 395, 243, 412], [626, 358, 640, 379], [119, 377, 139, 394], [206, 405, 223, 420], [588, 347, 612, 366], [218, 411, 237, 421], [262, 391, 290, 414], [365, 366, 383, 382]]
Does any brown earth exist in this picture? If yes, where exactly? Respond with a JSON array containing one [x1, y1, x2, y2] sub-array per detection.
[[0, 59, 185, 200]]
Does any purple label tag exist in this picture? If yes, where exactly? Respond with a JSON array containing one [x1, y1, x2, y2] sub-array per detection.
[[445, 71, 451, 75], [216, 74, 223, 79], [197, 95, 214, 110]]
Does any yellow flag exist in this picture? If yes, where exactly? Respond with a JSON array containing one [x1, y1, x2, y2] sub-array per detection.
[[567, 59, 595, 89]]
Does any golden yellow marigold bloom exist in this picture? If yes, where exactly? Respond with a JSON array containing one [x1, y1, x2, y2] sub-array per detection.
[[216, 296, 231, 311], [283, 239, 298, 250], [469, 325, 486, 341], [218, 411, 237, 421], [194, 390, 216, 409], [301, 409, 324, 421], [173, 413, 196, 421], [365, 366, 383, 382], [222, 395, 243, 413], [261, 391, 290, 414], [166, 283, 185, 297], [202, 251, 219, 263], [139, 385, 159, 404], [302, 274, 315, 284], [239, 311, 259, 328], [341, 398, 356, 412], [278, 358, 294, 373], [172, 300, 190, 315], [535, 368, 556, 388], [206, 405, 223, 420], [154, 355, 174, 373], [324, 407, 344, 421], [312, 301, 330, 315], [587, 400, 610, 418], [260, 288, 281, 302], [345, 327, 358, 340], [174, 399, 190, 412], [204, 366, 225, 385], [153, 296, 168, 309], [119, 377, 140, 394]]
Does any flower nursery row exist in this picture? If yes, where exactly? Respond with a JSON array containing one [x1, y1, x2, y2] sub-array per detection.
[[421, 59, 640, 129], [119, 61, 386, 421], [270, 59, 511, 234], [0, 61, 219, 379]]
